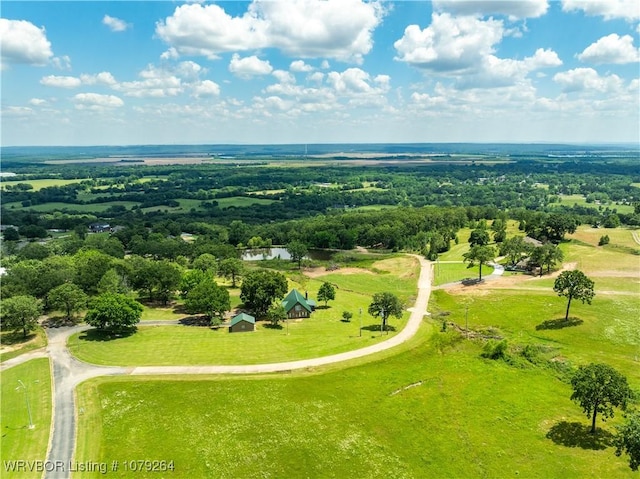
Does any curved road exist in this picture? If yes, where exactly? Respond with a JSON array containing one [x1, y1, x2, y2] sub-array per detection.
[[5, 256, 432, 479]]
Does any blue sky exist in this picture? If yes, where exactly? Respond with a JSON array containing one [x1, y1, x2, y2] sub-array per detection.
[[1, 0, 639, 146]]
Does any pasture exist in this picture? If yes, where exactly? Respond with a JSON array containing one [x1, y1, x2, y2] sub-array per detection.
[[72, 228, 638, 477]]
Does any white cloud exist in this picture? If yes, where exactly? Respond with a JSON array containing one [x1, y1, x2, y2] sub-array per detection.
[[52, 55, 71, 70], [155, 0, 384, 62], [102, 14, 130, 32], [40, 75, 82, 88], [29, 98, 48, 106], [80, 72, 117, 86], [577, 34, 640, 64], [40, 72, 117, 88], [290, 60, 314, 72], [433, 0, 548, 19], [395, 14, 562, 89], [229, 54, 273, 78], [73, 93, 124, 110], [191, 80, 221, 97], [273, 70, 296, 84], [394, 14, 504, 72], [308, 72, 325, 83], [0, 19, 53, 68], [3, 106, 34, 117], [562, 0, 640, 21], [553, 68, 624, 93]]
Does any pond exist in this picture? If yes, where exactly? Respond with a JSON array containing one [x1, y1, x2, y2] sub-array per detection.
[[241, 247, 334, 261]]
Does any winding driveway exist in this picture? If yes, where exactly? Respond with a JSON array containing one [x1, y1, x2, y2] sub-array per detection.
[[4, 256, 433, 479]]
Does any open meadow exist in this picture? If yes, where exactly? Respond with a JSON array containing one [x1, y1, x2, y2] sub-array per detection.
[[71, 227, 639, 477]]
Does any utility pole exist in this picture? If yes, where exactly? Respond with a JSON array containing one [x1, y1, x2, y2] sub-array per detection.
[[465, 305, 469, 339], [359, 308, 362, 337], [17, 380, 34, 430]]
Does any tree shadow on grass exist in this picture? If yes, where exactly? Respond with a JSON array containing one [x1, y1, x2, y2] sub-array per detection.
[[361, 324, 397, 332], [546, 421, 614, 450], [0, 331, 36, 346], [536, 317, 584, 330], [179, 316, 211, 327], [78, 328, 136, 342], [263, 323, 283, 330]]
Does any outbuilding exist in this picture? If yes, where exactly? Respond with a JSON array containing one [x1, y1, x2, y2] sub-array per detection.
[[282, 289, 316, 319], [229, 313, 255, 333]]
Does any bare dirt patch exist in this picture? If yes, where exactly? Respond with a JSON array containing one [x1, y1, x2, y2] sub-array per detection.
[[304, 267, 374, 278]]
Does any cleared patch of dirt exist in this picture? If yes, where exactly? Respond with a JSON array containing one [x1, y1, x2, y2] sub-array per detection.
[[304, 267, 375, 278]]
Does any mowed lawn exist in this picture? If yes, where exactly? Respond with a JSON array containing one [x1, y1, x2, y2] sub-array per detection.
[[0, 327, 47, 363], [0, 359, 52, 478], [75, 334, 633, 478], [67, 257, 418, 366]]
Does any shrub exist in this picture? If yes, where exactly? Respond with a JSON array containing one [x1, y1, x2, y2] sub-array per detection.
[[481, 339, 508, 360], [598, 235, 610, 246]]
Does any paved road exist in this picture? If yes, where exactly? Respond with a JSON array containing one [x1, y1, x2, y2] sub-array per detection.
[[44, 326, 127, 479], [6, 255, 432, 479]]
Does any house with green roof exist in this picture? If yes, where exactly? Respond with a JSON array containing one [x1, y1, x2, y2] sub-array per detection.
[[229, 312, 255, 333], [282, 289, 316, 319]]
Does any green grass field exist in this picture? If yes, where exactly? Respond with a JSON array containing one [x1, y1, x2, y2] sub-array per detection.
[[75, 330, 634, 478], [68, 257, 418, 366], [0, 359, 52, 478], [0, 178, 86, 191], [433, 261, 494, 286], [64, 232, 640, 478], [552, 194, 634, 214]]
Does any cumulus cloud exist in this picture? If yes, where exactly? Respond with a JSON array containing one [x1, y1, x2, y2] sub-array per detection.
[[562, 0, 640, 21], [273, 70, 296, 84], [229, 54, 273, 78], [553, 68, 624, 93], [155, 0, 384, 62], [191, 80, 221, 97], [40, 72, 116, 88], [113, 62, 206, 97], [102, 15, 130, 32], [73, 93, 124, 110], [394, 14, 504, 72], [433, 0, 548, 19], [577, 34, 640, 64], [40, 75, 82, 88], [395, 14, 562, 89], [29, 98, 48, 106], [0, 19, 53, 68], [290, 60, 314, 72]]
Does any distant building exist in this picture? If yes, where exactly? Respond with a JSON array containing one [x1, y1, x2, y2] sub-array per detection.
[[89, 223, 111, 233], [282, 289, 316, 319], [523, 236, 543, 247], [229, 313, 255, 333]]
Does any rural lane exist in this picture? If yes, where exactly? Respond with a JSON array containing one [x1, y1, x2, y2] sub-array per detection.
[[6, 255, 432, 479]]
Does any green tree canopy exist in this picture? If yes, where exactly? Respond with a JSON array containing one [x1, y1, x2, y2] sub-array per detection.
[[240, 270, 288, 318], [463, 245, 496, 281], [266, 304, 287, 327], [553, 270, 595, 321], [499, 236, 528, 267], [48, 283, 88, 321], [192, 253, 218, 274], [615, 412, 640, 471], [0, 295, 43, 338], [368, 292, 404, 331], [317, 282, 336, 307], [286, 240, 308, 269], [570, 363, 631, 433], [218, 258, 244, 288], [184, 279, 230, 325], [469, 228, 490, 247], [84, 293, 143, 332]]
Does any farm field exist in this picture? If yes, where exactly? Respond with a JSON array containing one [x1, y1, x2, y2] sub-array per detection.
[[1, 359, 52, 478], [0, 178, 86, 191], [552, 194, 634, 214]]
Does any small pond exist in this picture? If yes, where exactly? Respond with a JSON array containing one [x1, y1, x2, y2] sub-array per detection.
[[242, 247, 334, 261]]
